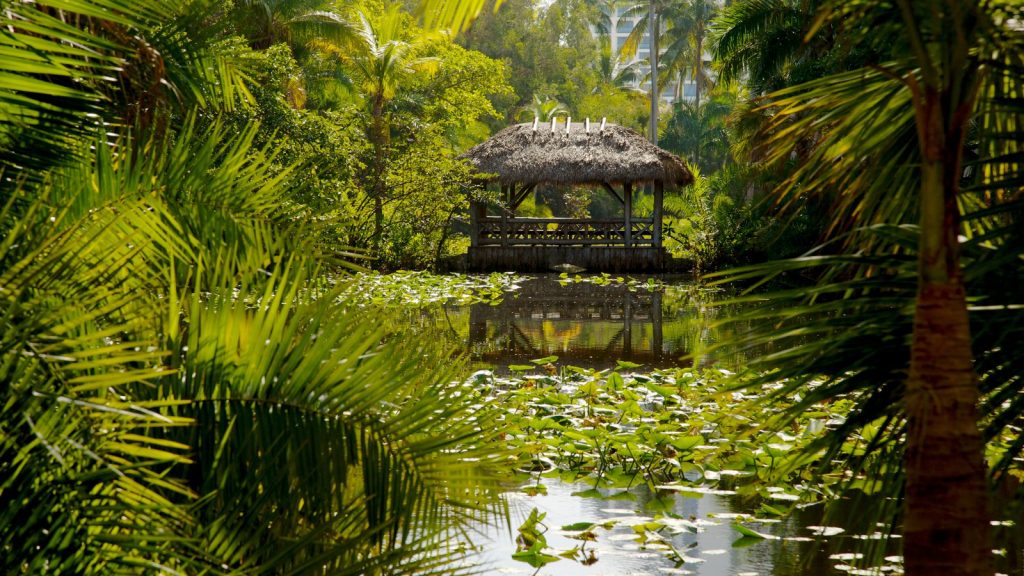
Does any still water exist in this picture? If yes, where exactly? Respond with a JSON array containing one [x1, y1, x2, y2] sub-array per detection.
[[451, 274, 746, 373], [473, 478, 889, 576], [435, 275, 1022, 575]]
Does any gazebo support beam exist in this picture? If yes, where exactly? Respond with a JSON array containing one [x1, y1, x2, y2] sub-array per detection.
[[510, 183, 537, 210], [601, 182, 624, 205], [624, 182, 633, 248], [501, 183, 509, 247]]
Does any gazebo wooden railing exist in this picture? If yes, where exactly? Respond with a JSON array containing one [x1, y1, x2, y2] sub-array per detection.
[[475, 217, 659, 246]]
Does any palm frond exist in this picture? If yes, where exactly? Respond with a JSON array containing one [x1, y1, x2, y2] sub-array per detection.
[[154, 264, 509, 573], [0, 190, 195, 575]]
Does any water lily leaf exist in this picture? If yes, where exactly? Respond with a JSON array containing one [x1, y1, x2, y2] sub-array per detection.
[[732, 523, 776, 540], [616, 360, 642, 369], [732, 536, 765, 548], [531, 355, 559, 364], [644, 381, 676, 397], [561, 522, 595, 531], [807, 525, 844, 536], [606, 490, 637, 501], [512, 547, 561, 567], [606, 372, 625, 389], [671, 435, 704, 451], [509, 364, 535, 372]]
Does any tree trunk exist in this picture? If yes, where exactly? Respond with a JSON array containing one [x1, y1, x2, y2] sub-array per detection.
[[694, 27, 702, 109], [648, 0, 658, 145], [903, 90, 991, 576], [370, 95, 387, 254]]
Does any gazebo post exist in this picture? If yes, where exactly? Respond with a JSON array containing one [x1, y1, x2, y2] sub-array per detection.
[[624, 182, 633, 248], [653, 181, 664, 248], [501, 183, 509, 247]]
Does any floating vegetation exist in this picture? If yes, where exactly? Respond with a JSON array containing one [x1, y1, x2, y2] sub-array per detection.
[[453, 362, 925, 571], [337, 271, 528, 306], [462, 363, 857, 503]]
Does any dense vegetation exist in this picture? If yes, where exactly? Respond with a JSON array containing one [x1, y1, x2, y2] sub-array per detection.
[[2, 0, 1023, 575]]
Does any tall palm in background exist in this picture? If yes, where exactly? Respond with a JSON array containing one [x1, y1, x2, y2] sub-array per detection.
[[620, 0, 717, 104], [1, 1, 507, 574], [706, 1, 1024, 574], [658, 0, 716, 105]]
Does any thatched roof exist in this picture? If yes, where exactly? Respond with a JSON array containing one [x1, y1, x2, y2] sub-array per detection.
[[460, 122, 693, 187]]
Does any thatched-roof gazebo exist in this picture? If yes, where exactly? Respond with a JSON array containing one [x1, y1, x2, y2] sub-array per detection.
[[459, 120, 693, 272]]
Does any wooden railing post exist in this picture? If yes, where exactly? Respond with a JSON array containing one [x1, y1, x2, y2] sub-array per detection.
[[624, 183, 633, 248]]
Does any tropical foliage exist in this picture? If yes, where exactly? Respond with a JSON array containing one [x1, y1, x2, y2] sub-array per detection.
[[704, 1, 1024, 574], [0, 0, 513, 573]]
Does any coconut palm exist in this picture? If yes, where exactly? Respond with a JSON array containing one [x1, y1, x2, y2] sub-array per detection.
[[592, 39, 647, 94], [704, 2, 1024, 574], [515, 94, 572, 122], [319, 7, 440, 253]]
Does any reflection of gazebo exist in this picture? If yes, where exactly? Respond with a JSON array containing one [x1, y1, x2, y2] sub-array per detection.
[[467, 277, 668, 368], [460, 120, 693, 272]]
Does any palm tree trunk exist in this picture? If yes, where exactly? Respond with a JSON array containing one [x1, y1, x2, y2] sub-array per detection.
[[903, 92, 991, 576], [648, 0, 658, 144], [694, 25, 703, 108], [371, 96, 386, 253]]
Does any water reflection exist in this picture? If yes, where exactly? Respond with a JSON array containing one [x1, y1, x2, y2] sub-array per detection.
[[463, 276, 697, 370]]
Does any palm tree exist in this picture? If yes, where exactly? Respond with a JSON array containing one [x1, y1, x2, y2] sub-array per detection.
[[320, 7, 439, 253], [705, 2, 1024, 574], [515, 94, 572, 121], [709, 0, 816, 94], [658, 0, 716, 106], [0, 0, 250, 177], [592, 39, 647, 94], [660, 96, 732, 172], [619, 0, 717, 139]]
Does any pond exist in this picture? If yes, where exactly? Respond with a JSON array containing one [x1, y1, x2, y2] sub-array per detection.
[[473, 478, 898, 576], [426, 274, 1023, 576], [442, 274, 753, 373], [361, 273, 1023, 575]]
